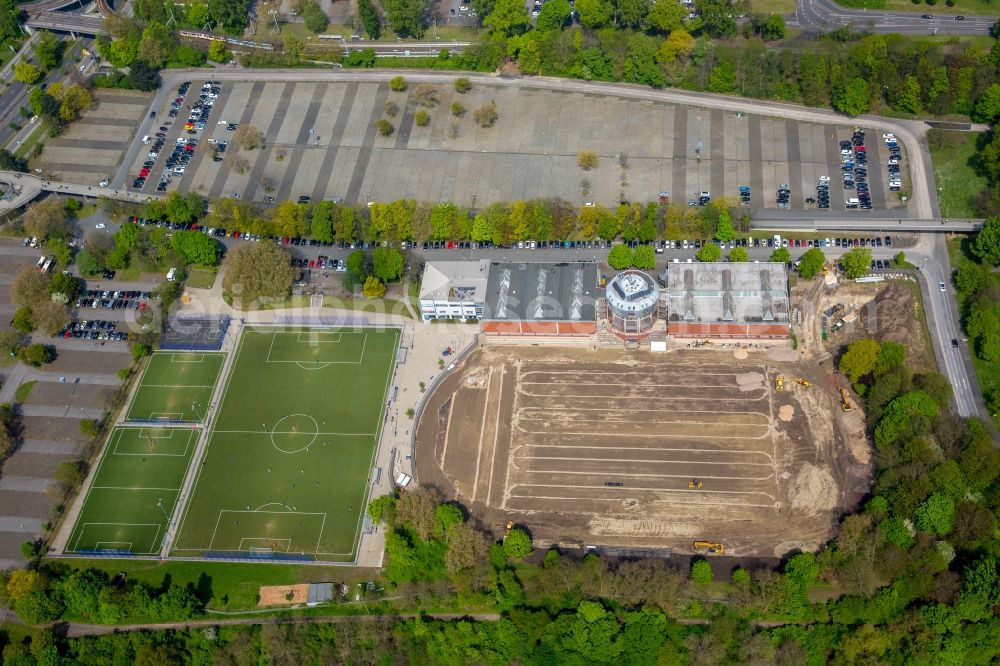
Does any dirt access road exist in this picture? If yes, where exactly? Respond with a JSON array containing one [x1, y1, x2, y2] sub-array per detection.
[[415, 345, 871, 558]]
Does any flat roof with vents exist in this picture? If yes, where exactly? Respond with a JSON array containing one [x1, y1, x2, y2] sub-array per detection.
[[664, 262, 789, 326], [483, 262, 599, 322]]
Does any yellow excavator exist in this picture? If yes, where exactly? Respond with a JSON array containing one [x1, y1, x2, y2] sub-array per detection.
[[793, 378, 810, 388], [775, 375, 784, 392], [688, 479, 703, 489], [840, 388, 853, 412], [693, 541, 725, 554]]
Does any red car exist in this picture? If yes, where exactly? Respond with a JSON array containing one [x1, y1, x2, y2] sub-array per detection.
[[139, 168, 150, 178], [232, 230, 240, 239], [282, 236, 289, 245], [308, 259, 315, 268]]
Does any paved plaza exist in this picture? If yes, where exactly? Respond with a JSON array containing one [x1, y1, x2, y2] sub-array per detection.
[[123, 80, 906, 214]]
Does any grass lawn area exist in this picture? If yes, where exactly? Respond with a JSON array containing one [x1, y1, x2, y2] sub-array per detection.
[[64, 427, 199, 555], [14, 380, 36, 403], [114, 266, 142, 282], [928, 130, 987, 218], [748, 0, 795, 12], [186, 266, 218, 289], [324, 295, 415, 319], [13, 126, 43, 158], [51, 558, 375, 610], [256, 294, 312, 310], [171, 327, 399, 561], [125, 351, 226, 423]]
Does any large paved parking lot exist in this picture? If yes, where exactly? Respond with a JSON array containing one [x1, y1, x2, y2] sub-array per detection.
[[416, 345, 868, 557], [125, 79, 907, 214]]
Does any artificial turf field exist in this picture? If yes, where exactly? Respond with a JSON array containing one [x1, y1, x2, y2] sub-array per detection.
[[125, 352, 226, 423], [172, 327, 400, 561], [65, 427, 198, 554]]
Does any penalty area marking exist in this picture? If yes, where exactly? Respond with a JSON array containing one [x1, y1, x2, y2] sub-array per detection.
[[169, 353, 206, 363], [265, 331, 367, 365], [239, 537, 291, 552], [113, 429, 195, 457], [72, 522, 161, 554], [208, 509, 326, 553]]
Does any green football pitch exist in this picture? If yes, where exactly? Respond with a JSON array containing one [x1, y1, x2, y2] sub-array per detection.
[[65, 427, 198, 555], [172, 327, 400, 561], [125, 352, 226, 423]]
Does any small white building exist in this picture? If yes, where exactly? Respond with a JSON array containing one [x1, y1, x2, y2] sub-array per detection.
[[418, 260, 488, 321]]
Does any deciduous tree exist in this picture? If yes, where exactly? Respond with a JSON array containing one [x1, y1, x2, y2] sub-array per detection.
[[839, 247, 872, 278], [503, 527, 533, 560], [362, 275, 385, 298], [484, 0, 530, 35], [696, 242, 721, 262], [728, 246, 748, 262], [634, 244, 656, 269], [170, 231, 220, 266], [839, 338, 879, 382], [23, 197, 71, 241], [797, 247, 825, 279], [608, 244, 633, 269], [221, 242, 293, 307], [373, 247, 405, 283], [233, 124, 264, 150], [10, 267, 51, 309]]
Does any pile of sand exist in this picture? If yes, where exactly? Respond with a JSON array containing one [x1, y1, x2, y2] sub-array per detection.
[[589, 517, 700, 537], [733, 349, 749, 360], [766, 348, 799, 362], [735, 372, 765, 392], [789, 464, 838, 515], [778, 405, 795, 421]]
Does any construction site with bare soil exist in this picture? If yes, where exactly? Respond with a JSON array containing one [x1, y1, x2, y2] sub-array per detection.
[[414, 342, 873, 559]]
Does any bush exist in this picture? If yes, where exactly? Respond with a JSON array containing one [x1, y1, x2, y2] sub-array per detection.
[[384, 100, 399, 117], [577, 150, 599, 170], [454, 77, 471, 93], [19, 343, 54, 367], [80, 419, 101, 438], [376, 119, 395, 136], [414, 109, 430, 126], [11, 306, 33, 333], [473, 102, 498, 128], [503, 527, 533, 560], [389, 76, 407, 92], [450, 101, 466, 117], [691, 559, 714, 586]]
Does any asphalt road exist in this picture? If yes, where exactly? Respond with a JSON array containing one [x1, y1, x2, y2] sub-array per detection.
[[0, 36, 93, 151], [793, 0, 997, 35]]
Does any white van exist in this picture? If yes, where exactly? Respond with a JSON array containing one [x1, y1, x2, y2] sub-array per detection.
[[142, 135, 150, 144], [773, 234, 781, 247], [166, 267, 177, 281], [845, 198, 860, 209]]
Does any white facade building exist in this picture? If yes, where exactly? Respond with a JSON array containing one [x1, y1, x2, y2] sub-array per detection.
[[418, 260, 488, 321]]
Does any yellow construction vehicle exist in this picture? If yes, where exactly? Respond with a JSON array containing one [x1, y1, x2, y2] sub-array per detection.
[[693, 541, 725, 554], [688, 479, 703, 489], [793, 378, 811, 387], [840, 388, 853, 412], [775, 375, 784, 392]]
